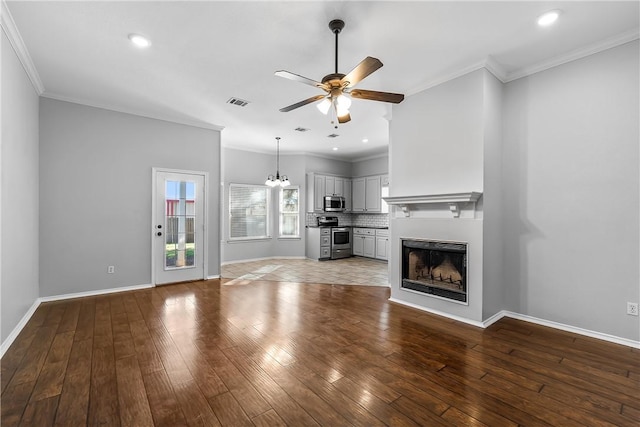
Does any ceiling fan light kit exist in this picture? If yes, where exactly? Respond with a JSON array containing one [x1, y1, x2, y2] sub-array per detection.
[[275, 19, 404, 127], [265, 137, 290, 188]]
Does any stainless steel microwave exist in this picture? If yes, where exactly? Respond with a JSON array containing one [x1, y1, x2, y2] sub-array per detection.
[[324, 196, 345, 212]]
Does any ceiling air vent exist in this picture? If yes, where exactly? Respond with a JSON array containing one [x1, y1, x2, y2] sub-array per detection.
[[226, 97, 250, 107], [327, 133, 339, 138], [294, 127, 310, 132]]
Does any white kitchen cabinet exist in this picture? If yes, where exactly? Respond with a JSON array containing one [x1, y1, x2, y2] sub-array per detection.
[[363, 235, 376, 258], [307, 173, 352, 212], [351, 178, 366, 212], [365, 176, 381, 212], [352, 233, 364, 256], [325, 176, 335, 196], [353, 228, 377, 258], [352, 175, 382, 212], [305, 227, 331, 260], [333, 177, 344, 196], [375, 229, 389, 261], [343, 179, 352, 212], [313, 174, 325, 212], [325, 176, 344, 196]]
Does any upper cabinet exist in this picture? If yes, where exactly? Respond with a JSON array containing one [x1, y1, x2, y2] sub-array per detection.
[[306, 173, 351, 213], [307, 172, 385, 213], [325, 176, 344, 197], [343, 179, 352, 212], [352, 175, 383, 213]]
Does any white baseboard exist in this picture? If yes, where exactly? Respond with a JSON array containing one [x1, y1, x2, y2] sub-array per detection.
[[386, 301, 640, 349], [1, 283, 155, 357], [38, 283, 154, 303], [388, 297, 486, 328], [206, 275, 220, 280], [221, 256, 306, 266], [1, 299, 41, 358], [499, 311, 640, 349]]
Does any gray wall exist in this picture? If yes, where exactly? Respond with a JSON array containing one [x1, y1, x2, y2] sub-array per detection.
[[1, 31, 41, 343], [220, 148, 392, 263], [389, 42, 639, 341], [351, 154, 388, 177], [222, 147, 306, 263], [481, 70, 505, 319], [39, 99, 221, 297], [390, 70, 485, 196], [502, 40, 639, 340], [305, 154, 352, 176]]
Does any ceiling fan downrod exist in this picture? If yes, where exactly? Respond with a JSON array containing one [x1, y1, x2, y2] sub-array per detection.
[[329, 19, 344, 74]]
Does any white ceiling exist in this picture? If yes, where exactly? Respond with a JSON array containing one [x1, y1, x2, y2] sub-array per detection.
[[6, 1, 639, 160]]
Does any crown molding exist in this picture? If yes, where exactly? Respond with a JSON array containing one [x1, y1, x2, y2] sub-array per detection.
[[406, 61, 491, 96], [406, 28, 639, 96], [483, 55, 508, 82], [41, 92, 225, 131], [1, 0, 44, 94], [351, 151, 389, 163], [505, 28, 640, 82]]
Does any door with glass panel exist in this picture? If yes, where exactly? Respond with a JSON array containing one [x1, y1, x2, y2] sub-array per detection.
[[153, 170, 206, 285]]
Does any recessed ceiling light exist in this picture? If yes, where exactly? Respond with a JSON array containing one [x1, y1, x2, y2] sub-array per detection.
[[332, 147, 339, 151], [362, 138, 369, 143], [128, 33, 151, 48], [537, 10, 561, 27]]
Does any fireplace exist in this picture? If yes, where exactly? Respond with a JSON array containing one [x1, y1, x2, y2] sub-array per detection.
[[401, 239, 467, 303]]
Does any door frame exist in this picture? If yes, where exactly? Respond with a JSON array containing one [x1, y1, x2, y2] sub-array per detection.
[[151, 167, 209, 286]]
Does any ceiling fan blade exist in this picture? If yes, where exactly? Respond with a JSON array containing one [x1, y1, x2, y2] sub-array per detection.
[[337, 112, 351, 124], [275, 70, 328, 90], [340, 57, 383, 88], [349, 89, 404, 104], [279, 94, 327, 112]]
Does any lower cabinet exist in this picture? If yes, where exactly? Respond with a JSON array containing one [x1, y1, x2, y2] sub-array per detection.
[[353, 228, 385, 259], [306, 227, 331, 260], [352, 233, 364, 256], [375, 229, 389, 261]]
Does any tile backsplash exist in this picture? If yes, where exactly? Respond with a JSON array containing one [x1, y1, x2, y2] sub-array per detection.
[[306, 212, 389, 228]]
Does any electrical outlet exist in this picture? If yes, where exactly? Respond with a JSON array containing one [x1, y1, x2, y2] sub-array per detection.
[[627, 302, 639, 316], [107, 265, 115, 274]]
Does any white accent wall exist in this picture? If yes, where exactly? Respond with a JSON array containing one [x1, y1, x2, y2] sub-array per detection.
[[39, 99, 221, 297], [389, 69, 503, 323], [1, 30, 41, 342]]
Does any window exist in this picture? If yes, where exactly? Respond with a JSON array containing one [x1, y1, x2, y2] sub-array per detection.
[[279, 186, 300, 238], [229, 184, 270, 240]]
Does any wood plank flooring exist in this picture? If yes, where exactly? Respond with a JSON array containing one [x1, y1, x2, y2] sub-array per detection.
[[2, 279, 638, 426]]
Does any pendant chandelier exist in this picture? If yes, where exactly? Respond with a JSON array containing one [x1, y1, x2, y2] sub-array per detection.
[[265, 137, 290, 187]]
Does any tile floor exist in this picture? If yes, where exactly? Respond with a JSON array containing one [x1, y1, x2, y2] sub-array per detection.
[[221, 256, 389, 287]]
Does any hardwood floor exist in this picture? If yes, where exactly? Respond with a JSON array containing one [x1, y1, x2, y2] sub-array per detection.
[[2, 279, 638, 426]]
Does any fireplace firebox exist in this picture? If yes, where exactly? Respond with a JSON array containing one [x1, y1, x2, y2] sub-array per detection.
[[401, 239, 467, 303]]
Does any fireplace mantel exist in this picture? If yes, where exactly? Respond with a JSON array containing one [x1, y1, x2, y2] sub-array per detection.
[[383, 192, 482, 217]]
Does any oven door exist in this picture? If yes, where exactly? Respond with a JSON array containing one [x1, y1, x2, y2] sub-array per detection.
[[331, 227, 351, 259]]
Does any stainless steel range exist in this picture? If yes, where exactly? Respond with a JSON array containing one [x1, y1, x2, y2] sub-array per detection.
[[317, 216, 352, 260]]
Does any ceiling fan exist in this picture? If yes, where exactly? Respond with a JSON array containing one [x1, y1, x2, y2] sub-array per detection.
[[275, 19, 404, 126]]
